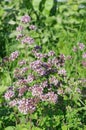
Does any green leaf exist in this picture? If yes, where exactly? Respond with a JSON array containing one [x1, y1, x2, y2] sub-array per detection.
[[5, 126, 15, 130], [32, 127, 43, 130], [8, 20, 16, 25], [42, 0, 53, 16], [62, 125, 68, 130], [20, 128, 28, 130], [15, 124, 28, 130], [31, 113, 38, 119], [1, 72, 11, 87], [32, 0, 42, 11]]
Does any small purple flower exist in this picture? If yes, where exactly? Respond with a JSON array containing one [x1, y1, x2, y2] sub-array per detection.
[[18, 98, 30, 114], [76, 88, 81, 94], [48, 51, 55, 57], [82, 61, 86, 67], [47, 92, 58, 103], [34, 45, 42, 51], [82, 53, 86, 58], [9, 99, 17, 107], [16, 34, 24, 40], [32, 85, 43, 97], [41, 92, 58, 103], [4, 90, 14, 100], [14, 68, 22, 78], [21, 67, 28, 74], [49, 76, 58, 86], [58, 68, 66, 76], [9, 51, 19, 61], [73, 46, 77, 52], [66, 55, 72, 60], [16, 79, 28, 86], [42, 62, 52, 70], [78, 43, 85, 50], [18, 98, 36, 114], [59, 54, 65, 60], [29, 25, 36, 30], [36, 68, 46, 76], [2, 56, 9, 63], [48, 57, 58, 66], [40, 80, 48, 88], [57, 88, 64, 95], [34, 52, 44, 59], [22, 37, 34, 45], [16, 25, 23, 31], [21, 15, 31, 23], [27, 74, 35, 83], [18, 86, 28, 96], [18, 60, 26, 66], [30, 60, 42, 70]]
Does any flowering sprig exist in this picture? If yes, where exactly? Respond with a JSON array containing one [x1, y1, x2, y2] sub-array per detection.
[[4, 14, 67, 115]]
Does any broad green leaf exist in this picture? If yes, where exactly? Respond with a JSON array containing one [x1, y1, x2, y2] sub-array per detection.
[[5, 126, 15, 130], [62, 125, 68, 130], [0, 86, 8, 93], [42, 0, 53, 16], [1, 72, 11, 86], [32, 0, 42, 11], [15, 124, 28, 130], [0, 7, 4, 17]]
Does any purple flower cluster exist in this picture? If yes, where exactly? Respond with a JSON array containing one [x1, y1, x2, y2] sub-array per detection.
[[27, 74, 35, 83], [18, 60, 26, 66], [15, 79, 27, 86], [78, 43, 85, 50], [31, 85, 43, 97], [9, 51, 19, 61], [72, 42, 86, 68], [17, 97, 39, 114], [49, 76, 58, 86], [57, 88, 64, 95], [30, 60, 46, 76], [73, 46, 77, 52], [48, 51, 55, 57], [73, 42, 85, 52], [82, 61, 86, 67], [29, 25, 36, 30], [22, 36, 34, 45], [21, 15, 31, 23], [9, 99, 17, 107], [14, 67, 28, 78], [40, 80, 48, 88], [58, 68, 66, 76], [4, 90, 14, 100], [16, 34, 24, 40], [40, 92, 58, 104], [16, 25, 23, 32], [82, 52, 86, 58], [18, 86, 28, 96], [4, 15, 68, 115]]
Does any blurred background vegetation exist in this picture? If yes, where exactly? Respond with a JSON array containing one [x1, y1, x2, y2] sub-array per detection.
[[0, 0, 86, 57]]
